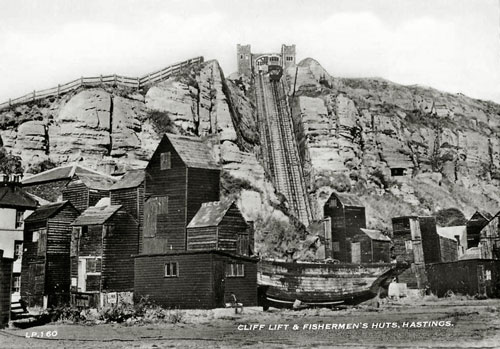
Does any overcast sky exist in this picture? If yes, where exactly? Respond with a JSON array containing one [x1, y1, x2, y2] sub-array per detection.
[[1, 0, 499, 103]]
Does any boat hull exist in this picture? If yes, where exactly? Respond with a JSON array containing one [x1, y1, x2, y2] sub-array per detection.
[[257, 260, 408, 309]]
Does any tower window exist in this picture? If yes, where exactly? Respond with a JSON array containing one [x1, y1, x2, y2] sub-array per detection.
[[15, 210, 25, 228], [286, 56, 293, 61], [240, 54, 243, 59], [160, 152, 171, 170]]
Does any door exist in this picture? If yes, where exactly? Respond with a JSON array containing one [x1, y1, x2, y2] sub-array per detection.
[[351, 242, 361, 264], [78, 258, 86, 292], [213, 261, 225, 308]]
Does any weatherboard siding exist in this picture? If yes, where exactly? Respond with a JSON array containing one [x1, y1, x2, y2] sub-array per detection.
[[63, 182, 90, 212], [0, 255, 12, 328]]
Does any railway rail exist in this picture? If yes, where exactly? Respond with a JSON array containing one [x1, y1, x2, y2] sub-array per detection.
[[255, 72, 312, 226]]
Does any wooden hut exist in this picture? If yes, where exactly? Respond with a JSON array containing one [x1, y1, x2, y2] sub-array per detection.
[[323, 192, 366, 262], [143, 133, 220, 254], [0, 250, 13, 329], [109, 169, 145, 252], [21, 201, 79, 307], [62, 173, 116, 212], [134, 250, 258, 309], [186, 200, 253, 256], [479, 211, 500, 260], [466, 211, 493, 248], [351, 228, 391, 264], [22, 164, 112, 202], [70, 205, 138, 307]]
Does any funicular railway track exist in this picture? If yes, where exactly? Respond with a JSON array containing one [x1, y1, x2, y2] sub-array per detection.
[[255, 73, 312, 226]]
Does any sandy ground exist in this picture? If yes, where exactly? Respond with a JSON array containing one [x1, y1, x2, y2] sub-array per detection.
[[1, 297, 499, 349]]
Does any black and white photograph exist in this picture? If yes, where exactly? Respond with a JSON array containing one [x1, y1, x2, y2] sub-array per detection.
[[0, 0, 499, 348]]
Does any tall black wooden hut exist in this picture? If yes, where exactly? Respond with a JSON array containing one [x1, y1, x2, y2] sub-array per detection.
[[62, 173, 116, 212], [21, 201, 79, 307], [143, 133, 220, 254], [70, 205, 138, 307], [467, 210, 493, 248], [186, 199, 253, 256], [323, 192, 366, 262], [109, 169, 145, 253], [0, 250, 13, 329]]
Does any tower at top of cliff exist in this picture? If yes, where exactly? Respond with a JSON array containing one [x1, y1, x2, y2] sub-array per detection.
[[236, 44, 296, 77]]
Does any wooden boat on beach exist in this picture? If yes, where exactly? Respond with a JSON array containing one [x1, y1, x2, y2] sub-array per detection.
[[257, 260, 409, 309]]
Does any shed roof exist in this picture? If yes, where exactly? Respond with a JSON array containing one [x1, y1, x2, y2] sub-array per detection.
[[109, 169, 145, 190], [360, 228, 391, 242], [331, 192, 363, 207], [25, 201, 72, 223], [436, 226, 466, 240], [187, 199, 235, 228], [469, 210, 493, 222], [72, 205, 122, 226], [0, 185, 38, 209], [22, 164, 108, 185], [76, 173, 116, 190], [166, 133, 219, 170]]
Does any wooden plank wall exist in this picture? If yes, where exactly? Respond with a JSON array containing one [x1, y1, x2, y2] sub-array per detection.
[[187, 227, 217, 250], [134, 253, 214, 308], [89, 189, 110, 208], [419, 217, 440, 264], [63, 182, 89, 212], [21, 221, 47, 306], [439, 236, 458, 262], [145, 140, 188, 253], [372, 240, 391, 263], [101, 211, 138, 292], [0, 255, 12, 329], [46, 205, 80, 306], [218, 204, 249, 254], [186, 168, 220, 225]]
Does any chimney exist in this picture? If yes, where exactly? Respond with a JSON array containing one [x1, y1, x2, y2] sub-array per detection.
[[0, 173, 23, 187]]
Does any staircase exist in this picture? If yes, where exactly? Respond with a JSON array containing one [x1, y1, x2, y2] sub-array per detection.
[[255, 73, 312, 227]]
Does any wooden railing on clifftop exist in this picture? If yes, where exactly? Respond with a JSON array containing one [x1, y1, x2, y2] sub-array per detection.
[[0, 56, 204, 111]]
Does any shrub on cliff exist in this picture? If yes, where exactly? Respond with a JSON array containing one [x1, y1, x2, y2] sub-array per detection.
[[0, 148, 23, 174], [434, 208, 467, 227], [148, 109, 176, 135]]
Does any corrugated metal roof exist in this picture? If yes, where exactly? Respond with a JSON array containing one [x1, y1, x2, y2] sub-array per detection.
[[335, 192, 363, 207], [25, 201, 71, 223], [109, 169, 145, 190], [77, 173, 116, 190], [72, 205, 122, 226], [360, 228, 391, 242], [187, 199, 234, 228], [166, 133, 219, 170], [22, 164, 107, 185], [0, 185, 38, 209]]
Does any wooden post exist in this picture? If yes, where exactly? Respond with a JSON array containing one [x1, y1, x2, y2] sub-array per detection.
[[114, 74, 117, 85], [100, 75, 103, 84], [57, 84, 61, 96], [8, 99, 11, 107], [137, 77, 140, 90], [80, 76, 84, 86], [33, 90, 36, 102], [148, 74, 151, 84]]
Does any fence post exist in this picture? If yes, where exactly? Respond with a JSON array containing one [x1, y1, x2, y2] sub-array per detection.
[[80, 76, 84, 86], [100, 75, 103, 84], [137, 77, 140, 90], [114, 74, 117, 85], [8, 99, 11, 107], [33, 90, 36, 102], [57, 84, 61, 96], [148, 74, 151, 84]]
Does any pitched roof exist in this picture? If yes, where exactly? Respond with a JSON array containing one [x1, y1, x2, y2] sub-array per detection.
[[334, 192, 363, 207], [0, 185, 38, 209], [360, 228, 391, 242], [187, 199, 235, 228], [109, 169, 145, 190], [436, 226, 466, 240], [25, 201, 72, 223], [22, 164, 110, 185], [166, 133, 219, 170], [76, 173, 116, 190], [470, 210, 493, 222], [72, 205, 122, 226]]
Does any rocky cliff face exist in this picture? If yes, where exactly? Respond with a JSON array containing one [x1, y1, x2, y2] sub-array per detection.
[[287, 58, 500, 229], [1, 56, 499, 236]]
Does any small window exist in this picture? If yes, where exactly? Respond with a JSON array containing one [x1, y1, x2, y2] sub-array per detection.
[[14, 241, 23, 261], [86, 258, 101, 274], [226, 263, 244, 277], [405, 240, 413, 251], [391, 168, 406, 177], [165, 262, 178, 277], [12, 276, 21, 293], [160, 152, 171, 170], [71, 227, 82, 257], [286, 56, 293, 61], [240, 54, 243, 59], [15, 210, 25, 228], [332, 241, 340, 252]]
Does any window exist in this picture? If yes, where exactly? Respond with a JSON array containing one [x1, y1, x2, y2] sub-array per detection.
[[286, 56, 293, 61], [226, 263, 244, 277], [405, 240, 413, 251], [269, 56, 279, 62], [160, 152, 171, 170], [37, 229, 47, 256], [12, 276, 20, 293], [15, 210, 25, 228], [391, 168, 406, 177], [86, 258, 102, 274], [14, 241, 23, 261], [240, 54, 243, 59], [164, 262, 178, 277], [332, 241, 340, 252]]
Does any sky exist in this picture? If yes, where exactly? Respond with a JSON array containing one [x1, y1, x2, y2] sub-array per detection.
[[0, 0, 499, 103]]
